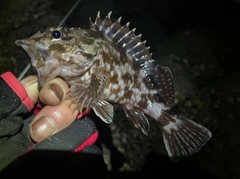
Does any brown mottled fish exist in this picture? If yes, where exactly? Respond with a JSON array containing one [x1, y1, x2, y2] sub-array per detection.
[[16, 11, 212, 160]]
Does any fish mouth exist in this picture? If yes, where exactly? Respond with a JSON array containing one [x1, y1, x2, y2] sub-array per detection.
[[15, 39, 46, 68], [15, 39, 62, 87]]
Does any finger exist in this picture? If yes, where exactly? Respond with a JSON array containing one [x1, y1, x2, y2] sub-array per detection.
[[39, 77, 69, 106], [30, 99, 79, 142], [20, 75, 39, 104]]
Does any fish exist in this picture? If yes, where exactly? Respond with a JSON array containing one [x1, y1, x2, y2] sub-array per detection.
[[15, 11, 212, 160]]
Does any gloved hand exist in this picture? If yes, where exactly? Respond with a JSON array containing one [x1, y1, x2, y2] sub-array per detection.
[[0, 72, 107, 178]]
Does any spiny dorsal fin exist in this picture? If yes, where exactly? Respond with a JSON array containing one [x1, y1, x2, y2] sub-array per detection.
[[89, 11, 153, 66]]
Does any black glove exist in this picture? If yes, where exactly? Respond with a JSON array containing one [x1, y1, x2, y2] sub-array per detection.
[[0, 72, 107, 178]]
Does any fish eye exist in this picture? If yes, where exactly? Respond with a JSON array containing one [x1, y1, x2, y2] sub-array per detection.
[[52, 30, 62, 39]]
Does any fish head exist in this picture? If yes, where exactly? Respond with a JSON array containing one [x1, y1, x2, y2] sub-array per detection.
[[16, 27, 99, 87]]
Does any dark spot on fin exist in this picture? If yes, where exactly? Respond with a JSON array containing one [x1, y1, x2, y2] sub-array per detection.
[[159, 110, 212, 161], [123, 106, 150, 135], [93, 99, 114, 123], [68, 66, 109, 113]]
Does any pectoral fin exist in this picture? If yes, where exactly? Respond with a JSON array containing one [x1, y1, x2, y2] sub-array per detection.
[[68, 67, 110, 112], [93, 99, 114, 123]]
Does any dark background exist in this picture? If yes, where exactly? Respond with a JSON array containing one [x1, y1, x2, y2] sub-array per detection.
[[0, 0, 240, 178]]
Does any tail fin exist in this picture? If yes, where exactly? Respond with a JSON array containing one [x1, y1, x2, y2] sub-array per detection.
[[159, 110, 212, 161]]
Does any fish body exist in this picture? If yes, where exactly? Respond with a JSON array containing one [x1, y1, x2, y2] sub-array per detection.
[[16, 11, 212, 160]]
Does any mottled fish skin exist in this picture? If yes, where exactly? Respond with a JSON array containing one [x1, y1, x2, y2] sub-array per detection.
[[15, 11, 212, 161]]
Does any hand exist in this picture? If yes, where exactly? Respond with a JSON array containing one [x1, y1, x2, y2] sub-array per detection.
[[21, 75, 79, 142]]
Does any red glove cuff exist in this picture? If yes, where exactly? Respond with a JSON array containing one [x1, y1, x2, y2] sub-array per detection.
[[1, 72, 34, 111]]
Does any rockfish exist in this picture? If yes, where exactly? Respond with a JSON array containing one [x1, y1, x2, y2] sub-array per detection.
[[16, 11, 212, 160]]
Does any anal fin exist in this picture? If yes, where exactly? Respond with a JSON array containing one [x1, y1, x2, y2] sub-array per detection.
[[123, 106, 150, 135], [93, 99, 114, 123], [159, 110, 212, 161]]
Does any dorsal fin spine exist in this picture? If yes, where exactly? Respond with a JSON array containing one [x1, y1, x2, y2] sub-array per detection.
[[112, 24, 128, 40], [125, 36, 140, 49], [118, 28, 136, 47], [95, 11, 102, 28], [89, 17, 94, 28], [107, 11, 112, 18], [97, 11, 101, 18], [131, 42, 147, 57], [117, 16, 122, 23], [106, 21, 121, 39]]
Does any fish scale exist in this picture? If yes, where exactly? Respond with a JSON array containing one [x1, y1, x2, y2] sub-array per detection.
[[15, 11, 212, 161]]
